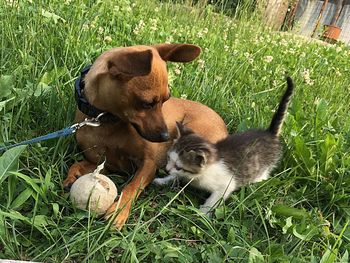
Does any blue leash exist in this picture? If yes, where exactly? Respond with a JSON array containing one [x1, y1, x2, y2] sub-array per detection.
[[0, 112, 106, 152]]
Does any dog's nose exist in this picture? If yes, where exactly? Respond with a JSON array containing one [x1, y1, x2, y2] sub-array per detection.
[[64, 185, 72, 193], [160, 131, 169, 141]]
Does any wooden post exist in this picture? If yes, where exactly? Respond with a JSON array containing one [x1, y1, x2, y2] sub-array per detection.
[[287, 0, 300, 30], [330, 0, 344, 25], [311, 0, 329, 37], [263, 0, 290, 30]]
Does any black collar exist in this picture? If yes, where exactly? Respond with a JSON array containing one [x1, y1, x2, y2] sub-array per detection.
[[75, 65, 120, 123]]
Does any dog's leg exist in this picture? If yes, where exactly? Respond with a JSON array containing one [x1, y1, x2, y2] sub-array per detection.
[[63, 160, 97, 191], [105, 159, 156, 229]]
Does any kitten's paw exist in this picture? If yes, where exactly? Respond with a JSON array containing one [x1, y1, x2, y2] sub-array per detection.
[[199, 205, 213, 217], [153, 177, 168, 186]]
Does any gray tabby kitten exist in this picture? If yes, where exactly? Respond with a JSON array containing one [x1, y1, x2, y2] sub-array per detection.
[[153, 77, 294, 214]]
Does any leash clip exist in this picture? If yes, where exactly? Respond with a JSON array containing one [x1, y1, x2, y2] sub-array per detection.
[[71, 112, 106, 132]]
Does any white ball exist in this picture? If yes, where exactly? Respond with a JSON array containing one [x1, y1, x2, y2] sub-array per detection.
[[70, 172, 118, 215]]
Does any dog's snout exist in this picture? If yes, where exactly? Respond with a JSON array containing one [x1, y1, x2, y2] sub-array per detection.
[[160, 131, 169, 141], [64, 185, 72, 193]]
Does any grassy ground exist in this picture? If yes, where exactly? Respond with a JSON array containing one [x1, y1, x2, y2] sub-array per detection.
[[0, 0, 349, 262]]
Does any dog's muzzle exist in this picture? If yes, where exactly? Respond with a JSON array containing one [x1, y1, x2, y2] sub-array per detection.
[[131, 123, 169, 142]]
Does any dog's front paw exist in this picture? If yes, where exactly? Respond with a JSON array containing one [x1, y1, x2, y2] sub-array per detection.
[[105, 201, 131, 230]]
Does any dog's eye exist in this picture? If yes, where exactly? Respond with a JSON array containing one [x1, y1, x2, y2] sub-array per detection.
[[142, 101, 157, 109]]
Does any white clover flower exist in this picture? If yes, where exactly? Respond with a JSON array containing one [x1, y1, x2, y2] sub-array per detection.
[[244, 52, 251, 58], [280, 39, 288, 46], [180, 94, 188, 99], [104, 36, 112, 43], [174, 64, 181, 75], [197, 31, 203, 38], [215, 75, 223, 81], [149, 18, 158, 31], [264, 55, 273, 63], [302, 69, 314, 86], [98, 27, 104, 34], [197, 28, 208, 39], [224, 45, 229, 52], [204, 47, 209, 53], [198, 59, 205, 69], [155, 7, 159, 12], [165, 36, 173, 44], [333, 67, 342, 76], [232, 49, 238, 55], [90, 22, 96, 29], [302, 68, 310, 78], [82, 23, 89, 31], [243, 52, 254, 64], [114, 5, 120, 12], [6, 0, 17, 6], [133, 19, 145, 35]]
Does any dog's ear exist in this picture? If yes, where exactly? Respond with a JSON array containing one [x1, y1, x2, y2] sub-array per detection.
[[153, 44, 201, 62], [108, 49, 153, 78]]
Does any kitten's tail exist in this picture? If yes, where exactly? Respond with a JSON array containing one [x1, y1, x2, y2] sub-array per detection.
[[268, 77, 294, 137]]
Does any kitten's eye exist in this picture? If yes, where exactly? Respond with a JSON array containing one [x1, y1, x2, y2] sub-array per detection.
[[174, 164, 182, 170]]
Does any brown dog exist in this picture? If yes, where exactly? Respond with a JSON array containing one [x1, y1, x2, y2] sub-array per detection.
[[63, 44, 228, 229]]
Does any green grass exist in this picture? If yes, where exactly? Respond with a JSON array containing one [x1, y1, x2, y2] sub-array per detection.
[[0, 0, 349, 262]]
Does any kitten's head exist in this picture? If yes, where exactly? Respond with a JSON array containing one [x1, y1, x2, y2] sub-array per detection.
[[165, 122, 217, 177]]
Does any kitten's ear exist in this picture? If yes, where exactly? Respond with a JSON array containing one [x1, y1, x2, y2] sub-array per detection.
[[188, 150, 207, 167], [175, 121, 193, 138], [175, 121, 184, 139]]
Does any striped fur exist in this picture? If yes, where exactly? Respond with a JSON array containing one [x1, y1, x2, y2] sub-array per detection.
[[268, 77, 294, 137]]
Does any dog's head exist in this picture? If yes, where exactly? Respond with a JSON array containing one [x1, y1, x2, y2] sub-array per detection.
[[84, 44, 201, 142]]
